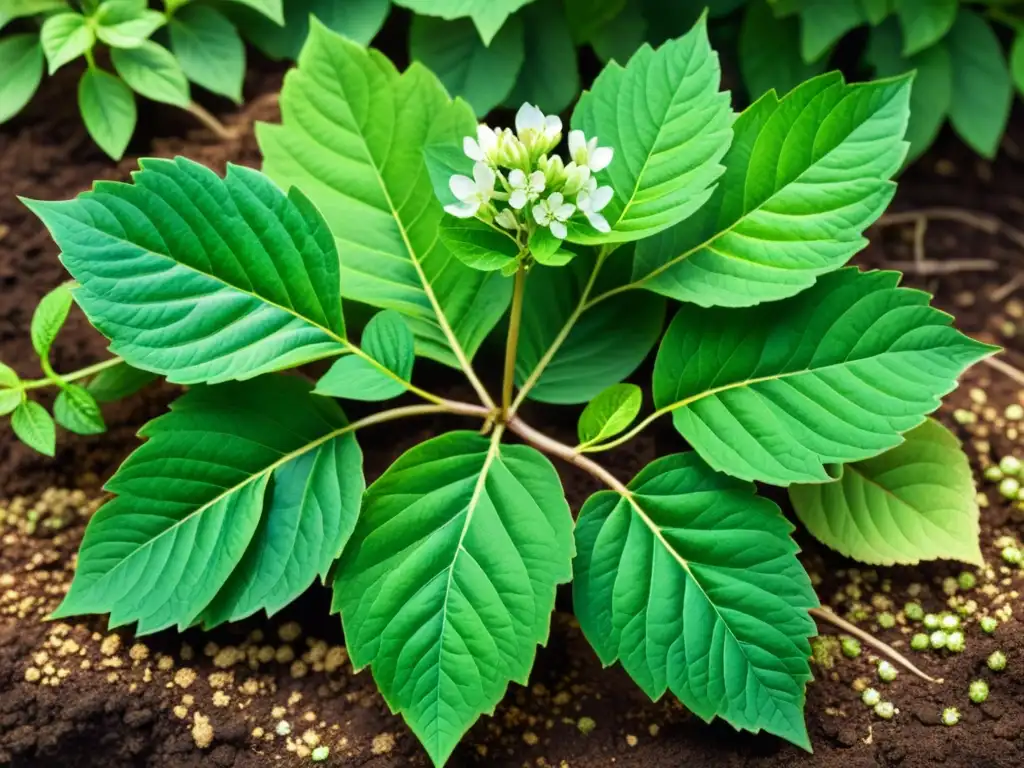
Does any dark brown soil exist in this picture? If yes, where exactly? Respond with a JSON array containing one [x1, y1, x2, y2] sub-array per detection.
[[3, 62, 1024, 768]]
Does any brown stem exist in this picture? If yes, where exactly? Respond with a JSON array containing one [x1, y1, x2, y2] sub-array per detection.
[[875, 207, 1024, 255], [810, 607, 940, 683], [186, 102, 236, 141]]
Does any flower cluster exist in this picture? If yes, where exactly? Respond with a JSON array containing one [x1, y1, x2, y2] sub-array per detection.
[[444, 103, 615, 244]]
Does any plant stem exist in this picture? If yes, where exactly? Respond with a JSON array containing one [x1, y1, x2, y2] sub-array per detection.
[[502, 264, 527, 418], [186, 102, 235, 141], [810, 607, 940, 684], [16, 357, 124, 393], [579, 406, 671, 453], [343, 400, 489, 434]]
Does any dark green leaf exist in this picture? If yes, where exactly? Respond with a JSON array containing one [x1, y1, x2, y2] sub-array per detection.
[[947, 9, 1011, 158], [565, 0, 624, 44], [505, 0, 579, 114], [895, 0, 955, 55], [0, 0, 69, 32], [799, 0, 865, 62], [54, 384, 105, 435], [591, 2, 647, 64], [392, 0, 532, 45], [231, 0, 388, 60], [740, 0, 825, 98], [86, 362, 157, 402]]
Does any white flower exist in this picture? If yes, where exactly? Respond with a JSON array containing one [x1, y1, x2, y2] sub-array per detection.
[[515, 102, 562, 153], [444, 162, 495, 218], [463, 124, 499, 164], [494, 208, 518, 230], [508, 169, 545, 209], [562, 161, 591, 196], [533, 192, 575, 239], [568, 129, 613, 173], [576, 177, 613, 233]]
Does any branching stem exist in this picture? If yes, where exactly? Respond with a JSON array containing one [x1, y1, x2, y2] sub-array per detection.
[[502, 264, 528, 418], [15, 357, 124, 393]]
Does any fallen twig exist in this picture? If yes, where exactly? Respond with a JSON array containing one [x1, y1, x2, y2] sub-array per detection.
[[882, 259, 998, 275], [981, 355, 1024, 388]]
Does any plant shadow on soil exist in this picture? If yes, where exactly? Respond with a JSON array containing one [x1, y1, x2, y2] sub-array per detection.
[[3, 61, 1024, 768]]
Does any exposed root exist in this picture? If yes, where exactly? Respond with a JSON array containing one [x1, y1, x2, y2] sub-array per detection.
[[875, 207, 1024, 264], [881, 259, 998, 275], [981, 355, 1024, 388], [810, 607, 940, 684]]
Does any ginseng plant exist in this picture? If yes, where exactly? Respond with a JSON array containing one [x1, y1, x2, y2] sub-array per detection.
[[9, 16, 993, 766]]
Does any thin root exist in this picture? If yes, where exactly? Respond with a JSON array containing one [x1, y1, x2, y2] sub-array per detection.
[[981, 355, 1024, 388], [810, 607, 940, 684]]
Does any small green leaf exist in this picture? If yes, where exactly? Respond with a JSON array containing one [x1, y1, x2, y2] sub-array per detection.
[[111, 41, 190, 106], [229, 0, 388, 60], [505, 0, 579, 115], [30, 282, 73, 359], [1013, 32, 1024, 98], [740, 0, 825, 98], [439, 217, 520, 272], [895, 0, 955, 56], [169, 5, 244, 103], [11, 400, 55, 456], [392, 0, 533, 45], [528, 226, 569, 266], [94, 0, 166, 48], [0, 33, 44, 124], [947, 9, 1011, 158], [86, 362, 157, 402], [860, 0, 891, 25], [0, 389, 22, 417], [220, 0, 283, 24], [577, 383, 641, 446], [314, 310, 415, 402], [77, 68, 136, 160], [790, 419, 982, 566], [410, 14, 524, 117], [54, 384, 105, 435], [0, 0, 69, 33], [0, 362, 19, 388], [40, 11, 93, 73]]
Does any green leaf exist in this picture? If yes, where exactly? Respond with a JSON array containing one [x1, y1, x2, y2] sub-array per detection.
[[54, 384, 105, 435], [0, 0, 68, 32], [527, 225, 567, 265], [257, 22, 512, 368], [591, 2, 647, 64], [392, 0, 533, 45], [866, 19, 950, 162], [230, 0, 389, 61], [894, 0, 955, 56], [860, 0, 891, 25], [111, 41, 190, 106], [568, 16, 732, 244], [169, 5, 244, 103], [564, 0, 623, 44], [0, 389, 22, 417], [439, 217, 519, 272], [410, 14, 524, 117], [573, 452, 817, 750], [947, 9, 1011, 159], [740, 0, 825, 99], [799, 0, 865, 62], [652, 268, 995, 486], [1013, 32, 1024, 98], [30, 282, 73, 359], [0, 34, 44, 123], [23, 157, 346, 383], [516, 253, 665, 404], [53, 375, 363, 633], [220, 0, 282, 24], [504, 0, 578, 115], [86, 361, 156, 402], [40, 11, 92, 73], [333, 431, 573, 767], [633, 72, 911, 308], [790, 418, 982, 566], [94, 0, 165, 48], [314, 310, 415, 401], [11, 400, 55, 456], [577, 383, 641, 446], [0, 362, 19, 387], [77, 68, 136, 160]]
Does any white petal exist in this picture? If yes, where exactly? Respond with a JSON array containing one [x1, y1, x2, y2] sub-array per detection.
[[495, 208, 517, 229], [549, 220, 567, 239], [449, 174, 477, 202], [533, 205, 550, 226], [463, 137, 484, 162], [568, 130, 586, 158], [516, 103, 544, 134], [509, 190, 527, 210], [472, 162, 495, 195], [445, 201, 480, 218], [477, 124, 498, 152], [554, 203, 576, 221], [591, 185, 614, 212], [585, 211, 610, 233], [508, 168, 526, 188], [528, 170, 546, 192], [544, 114, 562, 135], [547, 192, 564, 208], [590, 146, 614, 172]]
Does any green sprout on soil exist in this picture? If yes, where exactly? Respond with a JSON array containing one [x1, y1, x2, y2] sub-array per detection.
[[877, 612, 895, 629], [1001, 546, 1022, 565], [957, 571, 977, 591], [911, 633, 930, 651], [877, 661, 898, 682], [941, 707, 961, 727], [946, 631, 966, 653], [861, 688, 881, 707], [3, 17, 993, 765], [999, 455, 1021, 476], [311, 746, 330, 763], [979, 616, 999, 634], [930, 631, 948, 650], [969, 680, 990, 704], [988, 651, 1007, 671], [904, 602, 924, 622], [940, 614, 961, 631], [924, 614, 941, 630], [999, 477, 1020, 500], [874, 701, 896, 720]]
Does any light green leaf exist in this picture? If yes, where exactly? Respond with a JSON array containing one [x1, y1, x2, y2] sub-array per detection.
[[40, 11, 92, 73], [652, 268, 996, 486], [77, 68, 136, 160], [230, 0, 389, 61], [790, 418, 982, 566], [333, 431, 573, 767], [314, 310, 415, 401], [219, 0, 282, 24], [573, 452, 817, 750], [169, 5, 244, 103], [0, 388, 21, 416], [258, 22, 512, 368], [86, 362, 157, 402], [12, 400, 55, 456], [0, 362, 20, 387], [568, 16, 732, 244], [54, 384, 105, 435], [740, 0, 825, 99], [947, 9, 1011, 159], [392, 0, 533, 45], [410, 14, 524, 117], [111, 41, 190, 106], [633, 72, 911, 308], [505, 0, 578, 114], [53, 376, 363, 633], [895, 0, 955, 56], [591, 1, 647, 64], [866, 19, 950, 162], [30, 282, 73, 359], [0, 0, 68, 32], [0, 34, 44, 123], [577, 383, 642, 446], [94, 0, 165, 48], [1013, 32, 1024, 98], [516, 253, 665, 404], [24, 157, 346, 383], [799, 0, 865, 62], [439, 217, 519, 272]]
